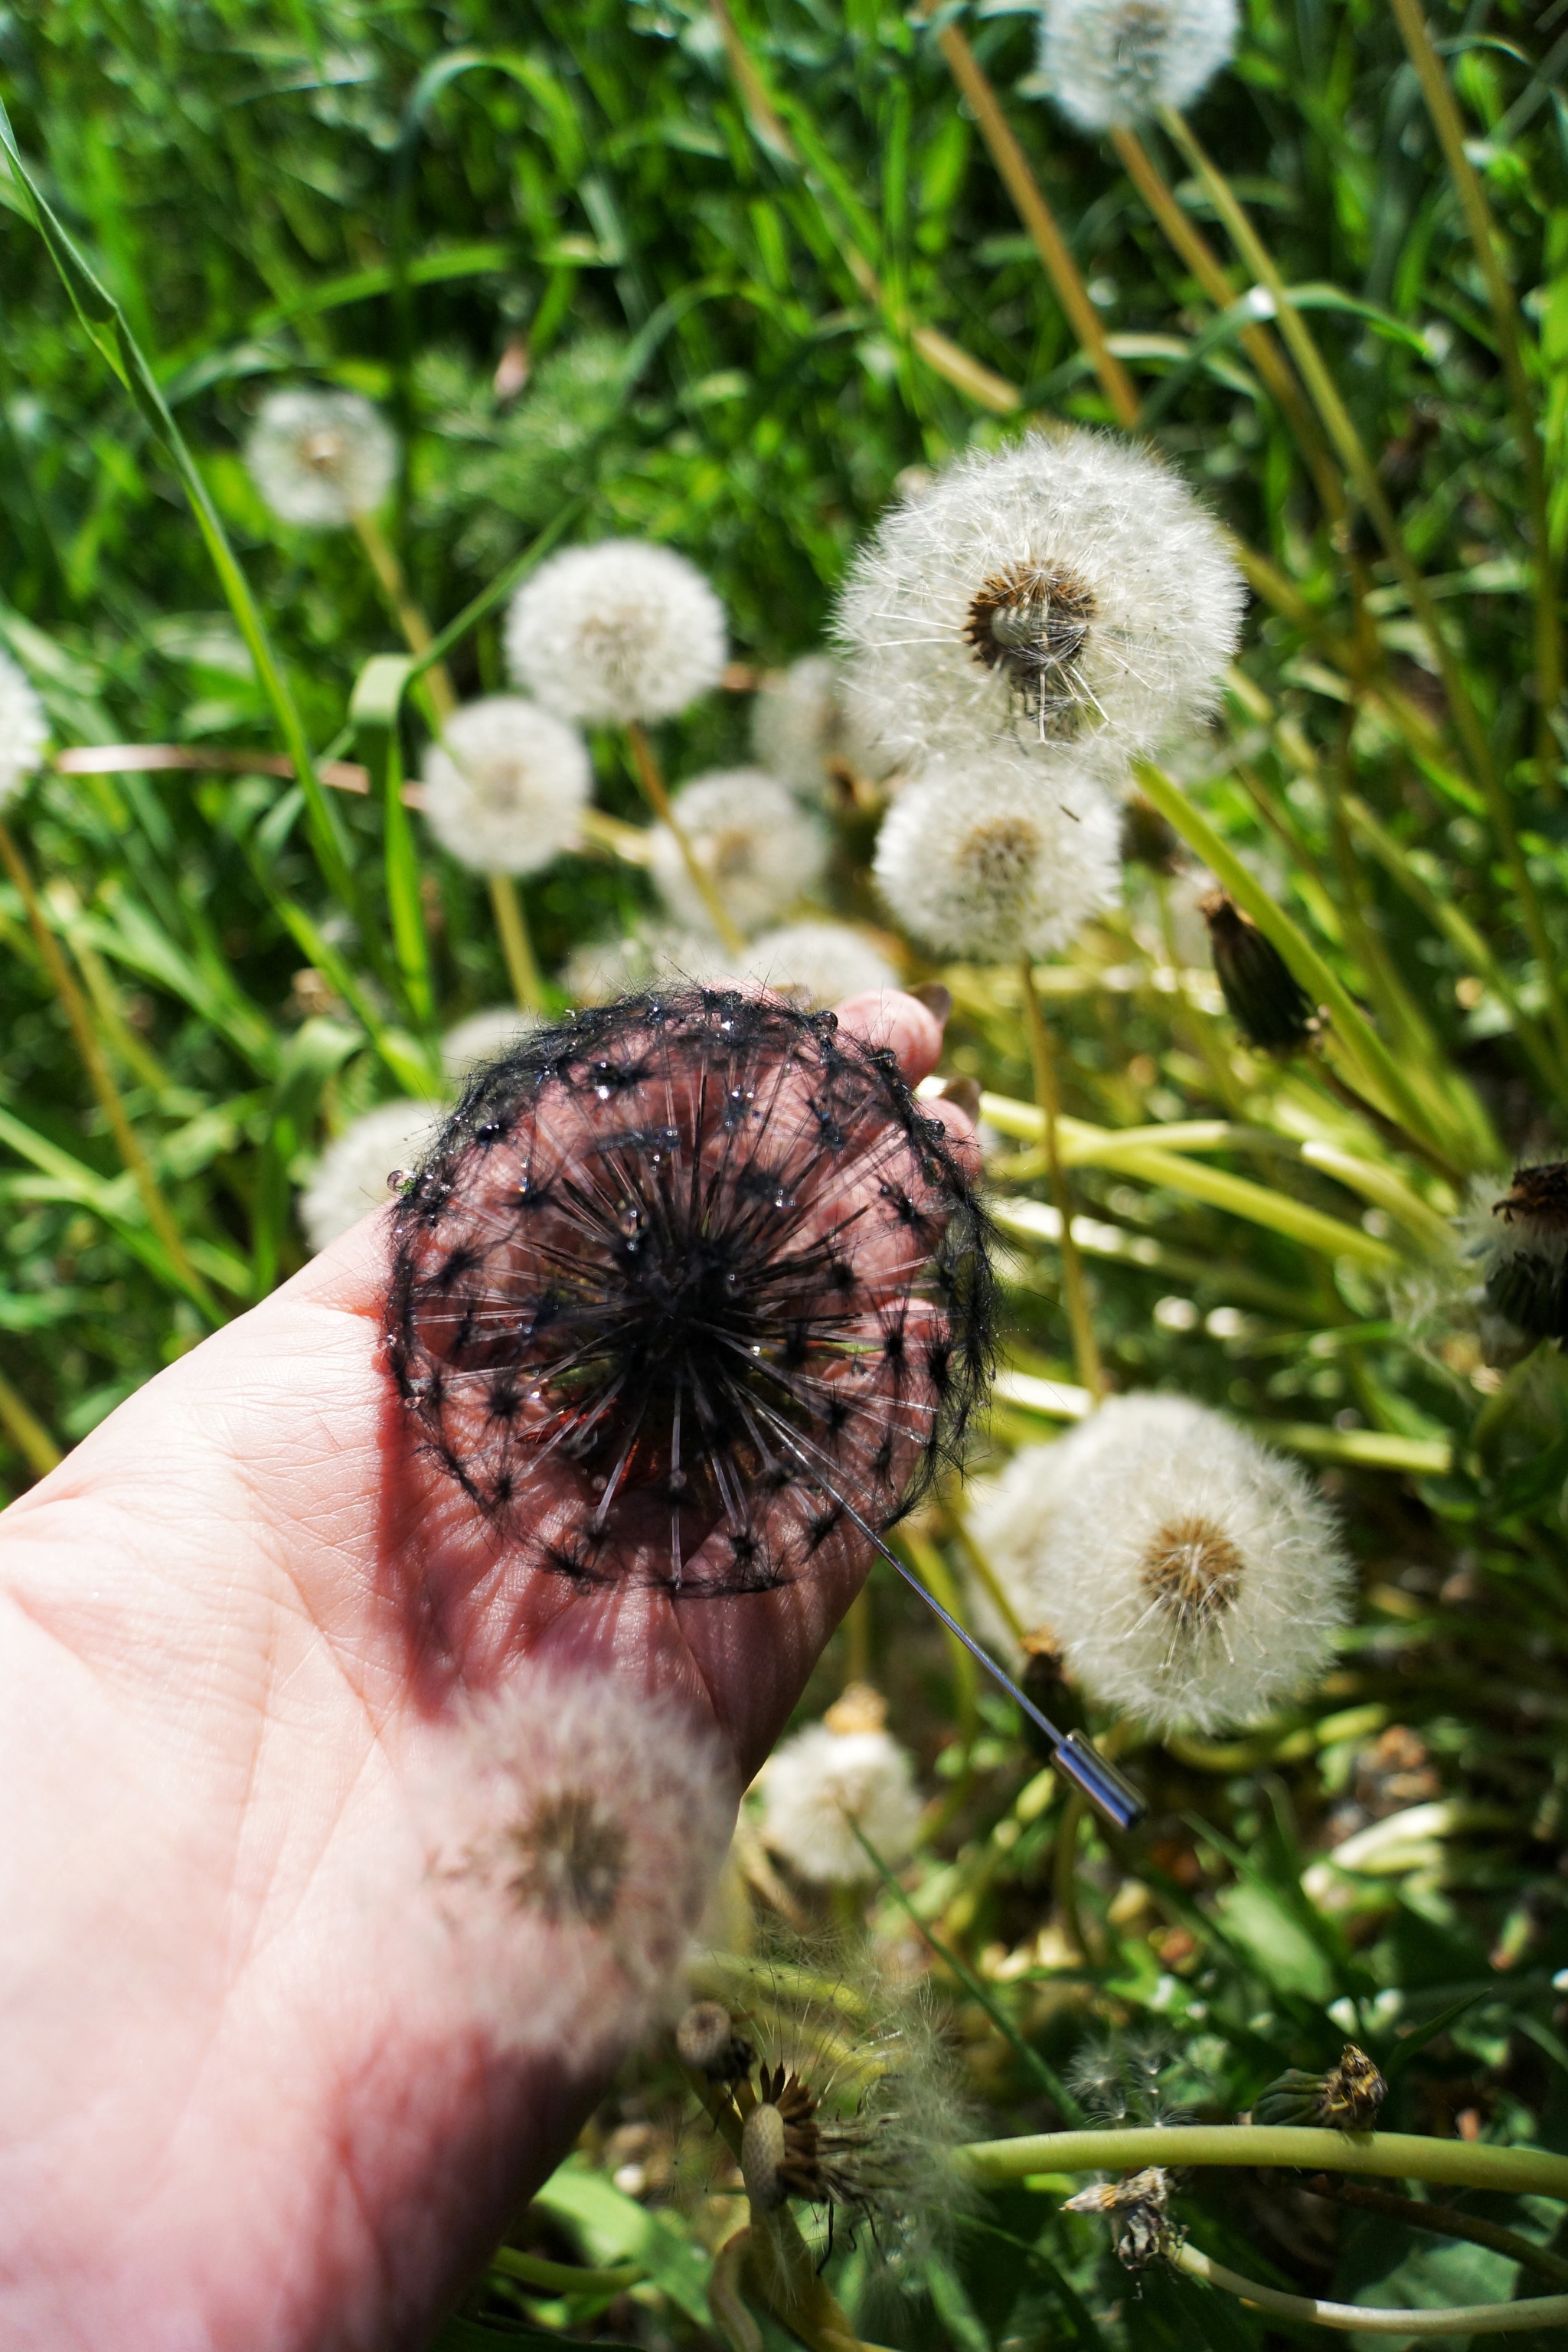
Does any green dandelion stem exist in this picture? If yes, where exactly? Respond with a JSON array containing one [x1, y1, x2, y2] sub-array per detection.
[[957, 2123, 1568, 2201], [1168, 2239, 1568, 2334]]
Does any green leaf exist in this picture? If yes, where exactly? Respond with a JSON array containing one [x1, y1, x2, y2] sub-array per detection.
[[531, 2162, 712, 2326]]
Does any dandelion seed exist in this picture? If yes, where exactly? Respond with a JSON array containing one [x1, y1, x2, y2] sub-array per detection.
[[1468, 1161, 1568, 1345], [873, 752, 1121, 963], [505, 539, 727, 725], [299, 1099, 446, 1252], [759, 1690, 922, 1883], [979, 1395, 1351, 1733], [1038, 0, 1240, 132], [244, 387, 397, 528], [417, 1664, 735, 2060], [441, 1006, 548, 1086], [734, 921, 901, 1011], [0, 648, 47, 809], [420, 696, 591, 877], [836, 433, 1243, 768], [648, 769, 829, 939], [386, 989, 992, 1596]]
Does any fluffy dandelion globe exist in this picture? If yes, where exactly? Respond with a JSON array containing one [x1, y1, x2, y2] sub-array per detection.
[[243, 387, 397, 528], [759, 1686, 923, 1883], [440, 1006, 547, 1086], [750, 654, 895, 802], [873, 751, 1121, 962], [505, 539, 728, 725], [561, 923, 725, 1004], [992, 1395, 1351, 1733], [420, 696, 591, 878], [299, 1099, 446, 1253], [836, 431, 1244, 767], [649, 769, 828, 938], [740, 920, 901, 1009], [0, 648, 47, 809], [1039, 0, 1240, 132]]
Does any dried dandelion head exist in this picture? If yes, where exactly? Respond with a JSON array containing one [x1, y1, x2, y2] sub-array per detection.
[[386, 989, 993, 1597], [1472, 1161, 1568, 1344], [244, 387, 397, 527]]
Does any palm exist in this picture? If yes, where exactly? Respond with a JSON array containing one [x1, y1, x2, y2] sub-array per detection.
[[0, 994, 967, 2352]]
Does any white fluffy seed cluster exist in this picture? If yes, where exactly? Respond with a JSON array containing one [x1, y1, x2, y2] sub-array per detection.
[[244, 387, 397, 528], [420, 695, 591, 877], [298, 1098, 445, 1252], [0, 648, 47, 810], [759, 1713, 923, 1883], [416, 1664, 737, 2061], [750, 653, 895, 801], [874, 750, 1121, 960], [1039, 0, 1240, 132], [506, 539, 728, 725], [440, 1005, 546, 1083], [737, 920, 900, 1008], [650, 767, 828, 937], [968, 1394, 1351, 1733]]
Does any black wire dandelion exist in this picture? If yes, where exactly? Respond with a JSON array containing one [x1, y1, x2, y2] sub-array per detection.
[[386, 987, 1141, 1827]]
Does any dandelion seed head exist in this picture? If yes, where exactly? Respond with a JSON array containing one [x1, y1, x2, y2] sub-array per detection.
[[649, 769, 829, 938], [387, 989, 993, 1596], [420, 696, 591, 877], [751, 654, 894, 802], [244, 387, 397, 528], [836, 433, 1243, 766], [0, 648, 47, 809], [873, 753, 1122, 963], [736, 921, 901, 1011], [299, 1099, 446, 1252], [759, 1713, 922, 1883], [505, 540, 727, 725], [1039, 0, 1239, 130], [442, 1006, 548, 1085]]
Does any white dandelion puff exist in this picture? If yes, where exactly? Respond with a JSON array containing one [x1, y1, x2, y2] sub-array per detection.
[[440, 1005, 548, 1085], [750, 654, 897, 801], [505, 539, 728, 725], [413, 1664, 736, 2063], [994, 1395, 1351, 1733], [560, 923, 725, 1004], [420, 696, 591, 877], [873, 751, 1122, 963], [0, 648, 47, 810], [298, 1099, 445, 1252], [1039, 0, 1240, 132], [835, 431, 1244, 766], [650, 768, 829, 938], [759, 1689, 923, 1883], [738, 920, 901, 1008], [964, 1436, 1085, 1664], [244, 387, 397, 528]]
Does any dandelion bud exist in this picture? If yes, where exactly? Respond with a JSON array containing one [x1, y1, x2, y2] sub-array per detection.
[[0, 648, 47, 809], [677, 2000, 755, 2081], [1478, 1162, 1568, 1344], [299, 1099, 446, 1253], [420, 697, 591, 877], [835, 432, 1243, 767], [1253, 2044, 1386, 2131], [873, 753, 1122, 965], [648, 769, 828, 939], [244, 387, 397, 528], [505, 540, 727, 726], [1038, 0, 1239, 132], [387, 990, 992, 1596], [1121, 794, 1183, 874], [1200, 890, 1317, 1052]]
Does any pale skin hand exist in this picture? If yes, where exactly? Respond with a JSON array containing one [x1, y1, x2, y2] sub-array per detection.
[[0, 991, 975, 2352]]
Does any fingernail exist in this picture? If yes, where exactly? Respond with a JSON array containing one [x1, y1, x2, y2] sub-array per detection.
[[938, 1076, 982, 1120], [907, 982, 952, 1023]]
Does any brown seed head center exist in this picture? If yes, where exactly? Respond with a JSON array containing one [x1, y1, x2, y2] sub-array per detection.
[[300, 430, 347, 477], [507, 1788, 628, 1925], [1141, 1514, 1243, 1628], [963, 563, 1097, 733], [956, 814, 1040, 906]]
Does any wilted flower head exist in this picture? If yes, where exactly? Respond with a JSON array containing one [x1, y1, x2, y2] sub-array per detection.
[[420, 696, 591, 877], [299, 1098, 445, 1252], [759, 1684, 923, 1882], [649, 769, 829, 939], [1253, 2043, 1386, 2131], [836, 432, 1243, 767], [505, 539, 727, 724], [1062, 2167, 1175, 2269], [873, 753, 1121, 963], [387, 990, 992, 1596], [1039, 0, 1239, 131], [1468, 1162, 1568, 1345], [441, 1006, 547, 1085], [0, 648, 47, 809], [739, 921, 901, 1010], [978, 1396, 1351, 1733], [416, 1662, 735, 2060], [244, 387, 397, 528]]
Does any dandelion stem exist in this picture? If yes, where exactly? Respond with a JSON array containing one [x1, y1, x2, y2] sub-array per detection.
[[488, 2248, 645, 2297], [488, 874, 547, 1014], [1052, 1788, 1093, 1964], [1167, 2238, 1568, 2334], [1307, 2171, 1568, 2292], [710, 2230, 765, 2352], [897, 1528, 977, 1742], [0, 1365, 61, 1478], [926, 24, 1140, 429], [1308, 1052, 1467, 1189], [0, 820, 216, 1320], [353, 512, 458, 720], [956, 2122, 1568, 2202], [1020, 956, 1103, 1400], [626, 721, 746, 952]]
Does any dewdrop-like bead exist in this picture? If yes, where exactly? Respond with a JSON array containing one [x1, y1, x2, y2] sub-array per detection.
[[1039, 0, 1240, 132], [243, 387, 397, 528], [739, 921, 900, 1009], [759, 1706, 923, 1882], [649, 769, 829, 939], [299, 1099, 446, 1252], [0, 648, 47, 810], [420, 696, 591, 877], [505, 540, 728, 725], [873, 752, 1121, 963], [836, 432, 1243, 768], [995, 1395, 1351, 1733], [441, 1007, 547, 1086], [415, 1663, 736, 2061]]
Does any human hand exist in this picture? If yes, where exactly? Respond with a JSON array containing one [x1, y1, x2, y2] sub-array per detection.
[[0, 989, 975, 2352]]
